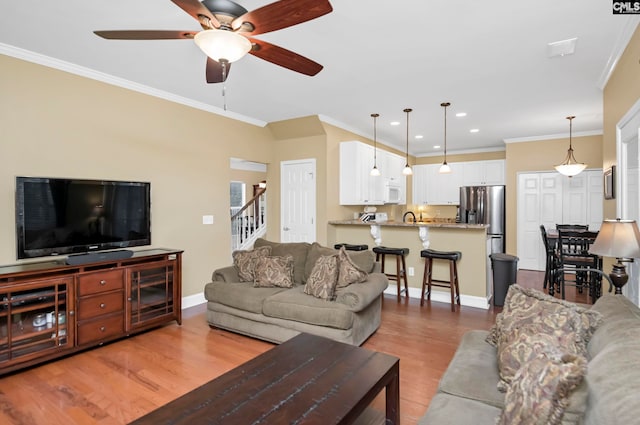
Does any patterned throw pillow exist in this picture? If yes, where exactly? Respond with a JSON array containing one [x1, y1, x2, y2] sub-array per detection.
[[497, 353, 587, 425], [496, 315, 584, 391], [253, 255, 294, 288], [304, 255, 339, 300], [232, 246, 272, 282], [336, 246, 368, 288], [486, 284, 602, 351]]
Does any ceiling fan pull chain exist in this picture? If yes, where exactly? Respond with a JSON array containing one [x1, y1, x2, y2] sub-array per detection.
[[222, 60, 227, 111]]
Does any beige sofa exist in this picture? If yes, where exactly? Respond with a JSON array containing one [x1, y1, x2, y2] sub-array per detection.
[[204, 239, 388, 346], [420, 290, 640, 424]]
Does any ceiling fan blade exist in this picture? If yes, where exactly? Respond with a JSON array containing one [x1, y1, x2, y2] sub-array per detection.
[[233, 0, 332, 36], [206, 57, 231, 83], [248, 38, 322, 76], [94, 30, 198, 40], [170, 0, 221, 28]]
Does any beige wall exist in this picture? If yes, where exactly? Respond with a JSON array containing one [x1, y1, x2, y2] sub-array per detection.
[[603, 26, 640, 221], [504, 135, 603, 253], [0, 54, 274, 298]]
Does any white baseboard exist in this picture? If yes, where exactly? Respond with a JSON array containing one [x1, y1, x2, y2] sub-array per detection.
[[182, 293, 206, 310], [384, 286, 490, 310]]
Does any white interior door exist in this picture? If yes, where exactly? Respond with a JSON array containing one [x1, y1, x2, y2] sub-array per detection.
[[280, 159, 316, 243], [618, 100, 640, 305]]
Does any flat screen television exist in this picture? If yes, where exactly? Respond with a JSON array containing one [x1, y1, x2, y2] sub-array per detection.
[[16, 177, 151, 259]]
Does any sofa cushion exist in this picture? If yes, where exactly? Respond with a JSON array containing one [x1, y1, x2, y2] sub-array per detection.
[[333, 272, 389, 312], [337, 246, 368, 288], [263, 285, 354, 330], [253, 255, 294, 288], [588, 294, 640, 357], [204, 281, 289, 314], [255, 238, 310, 284], [496, 312, 587, 391], [304, 254, 339, 300], [437, 330, 589, 422], [232, 246, 272, 282], [418, 393, 502, 425], [487, 285, 602, 354], [498, 353, 587, 425]]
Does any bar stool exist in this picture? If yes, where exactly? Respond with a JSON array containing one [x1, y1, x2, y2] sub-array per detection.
[[334, 243, 369, 251], [372, 246, 409, 301], [420, 249, 462, 311]]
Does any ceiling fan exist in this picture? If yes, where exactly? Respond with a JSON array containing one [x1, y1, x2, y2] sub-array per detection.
[[94, 0, 333, 83]]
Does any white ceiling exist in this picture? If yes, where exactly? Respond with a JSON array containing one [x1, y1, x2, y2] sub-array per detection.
[[1, 1, 638, 156]]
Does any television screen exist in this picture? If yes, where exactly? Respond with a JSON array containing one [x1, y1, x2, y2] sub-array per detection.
[[16, 177, 151, 259]]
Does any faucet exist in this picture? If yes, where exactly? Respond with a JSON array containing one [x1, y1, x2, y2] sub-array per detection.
[[403, 211, 416, 223]]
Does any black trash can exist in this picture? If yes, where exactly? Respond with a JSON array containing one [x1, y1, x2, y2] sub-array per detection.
[[490, 253, 519, 307]]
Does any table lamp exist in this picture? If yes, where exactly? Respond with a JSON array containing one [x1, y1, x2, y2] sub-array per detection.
[[589, 219, 640, 294]]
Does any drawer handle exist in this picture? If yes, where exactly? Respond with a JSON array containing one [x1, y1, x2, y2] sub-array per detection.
[[100, 326, 106, 332], [100, 303, 106, 309], [100, 280, 107, 285]]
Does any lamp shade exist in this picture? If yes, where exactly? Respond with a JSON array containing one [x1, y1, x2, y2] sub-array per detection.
[[194, 30, 252, 63], [439, 162, 451, 174], [589, 219, 640, 259], [555, 162, 587, 177]]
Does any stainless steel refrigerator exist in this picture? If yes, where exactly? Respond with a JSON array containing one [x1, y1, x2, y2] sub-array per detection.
[[459, 185, 505, 254]]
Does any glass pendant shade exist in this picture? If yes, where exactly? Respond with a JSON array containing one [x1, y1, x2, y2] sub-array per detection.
[[402, 164, 413, 175], [555, 116, 586, 177], [194, 30, 252, 63], [370, 165, 381, 176], [439, 162, 451, 173]]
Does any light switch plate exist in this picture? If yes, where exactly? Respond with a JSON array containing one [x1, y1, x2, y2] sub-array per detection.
[[202, 215, 214, 225]]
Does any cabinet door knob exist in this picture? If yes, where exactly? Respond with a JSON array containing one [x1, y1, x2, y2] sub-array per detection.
[[100, 326, 106, 332], [99, 303, 106, 309], [69, 311, 74, 316], [99, 280, 106, 285]]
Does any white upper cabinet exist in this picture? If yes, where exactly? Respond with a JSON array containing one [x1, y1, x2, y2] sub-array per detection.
[[339, 141, 407, 205], [413, 163, 463, 205], [461, 159, 505, 186]]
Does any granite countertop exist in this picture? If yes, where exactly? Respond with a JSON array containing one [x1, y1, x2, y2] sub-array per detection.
[[328, 220, 489, 229]]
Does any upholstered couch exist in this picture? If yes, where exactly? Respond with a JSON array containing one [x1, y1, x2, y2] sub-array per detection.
[[204, 239, 388, 346], [420, 286, 640, 424]]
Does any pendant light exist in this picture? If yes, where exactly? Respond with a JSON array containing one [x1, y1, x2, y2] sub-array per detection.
[[402, 108, 413, 176], [439, 102, 452, 174], [370, 113, 381, 176], [555, 116, 586, 177]]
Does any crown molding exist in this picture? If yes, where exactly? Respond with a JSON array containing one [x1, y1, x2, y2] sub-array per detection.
[[0, 43, 266, 128], [597, 18, 640, 90], [504, 130, 602, 144]]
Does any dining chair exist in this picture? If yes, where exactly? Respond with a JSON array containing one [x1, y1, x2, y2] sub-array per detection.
[[556, 224, 589, 231], [539, 225, 558, 290], [554, 230, 602, 302]]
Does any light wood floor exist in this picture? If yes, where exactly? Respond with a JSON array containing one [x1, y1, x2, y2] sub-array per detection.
[[0, 270, 587, 425]]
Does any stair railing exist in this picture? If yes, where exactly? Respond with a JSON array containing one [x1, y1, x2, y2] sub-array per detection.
[[231, 187, 267, 251]]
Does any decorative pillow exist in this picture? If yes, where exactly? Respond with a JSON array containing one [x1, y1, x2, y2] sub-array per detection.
[[497, 352, 587, 425], [304, 255, 339, 300], [232, 246, 272, 282], [496, 315, 584, 391], [486, 284, 602, 351], [304, 242, 337, 282], [337, 246, 368, 288], [253, 255, 294, 288], [254, 238, 311, 284]]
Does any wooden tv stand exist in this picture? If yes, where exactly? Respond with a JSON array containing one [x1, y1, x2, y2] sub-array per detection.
[[0, 248, 182, 375]]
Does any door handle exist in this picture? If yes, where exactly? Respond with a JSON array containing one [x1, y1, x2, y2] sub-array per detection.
[[283, 227, 290, 231]]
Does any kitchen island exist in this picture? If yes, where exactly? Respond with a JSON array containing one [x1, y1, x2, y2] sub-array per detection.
[[328, 220, 492, 309]]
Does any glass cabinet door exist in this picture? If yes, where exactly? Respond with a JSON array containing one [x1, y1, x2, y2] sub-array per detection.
[[0, 278, 74, 364], [127, 261, 176, 330]]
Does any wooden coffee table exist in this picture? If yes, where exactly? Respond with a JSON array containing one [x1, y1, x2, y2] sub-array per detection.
[[130, 333, 400, 424]]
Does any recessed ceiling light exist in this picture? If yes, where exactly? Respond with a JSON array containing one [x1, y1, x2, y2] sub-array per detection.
[[456, 112, 467, 117], [433, 145, 441, 149], [415, 135, 424, 139], [390, 121, 400, 126], [470, 129, 479, 133]]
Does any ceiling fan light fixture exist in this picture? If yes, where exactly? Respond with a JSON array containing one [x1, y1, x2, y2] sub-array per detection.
[[555, 116, 586, 177], [194, 29, 251, 63]]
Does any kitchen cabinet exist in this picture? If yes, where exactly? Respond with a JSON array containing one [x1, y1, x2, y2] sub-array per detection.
[[339, 141, 406, 205], [461, 160, 505, 186], [413, 163, 463, 205]]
